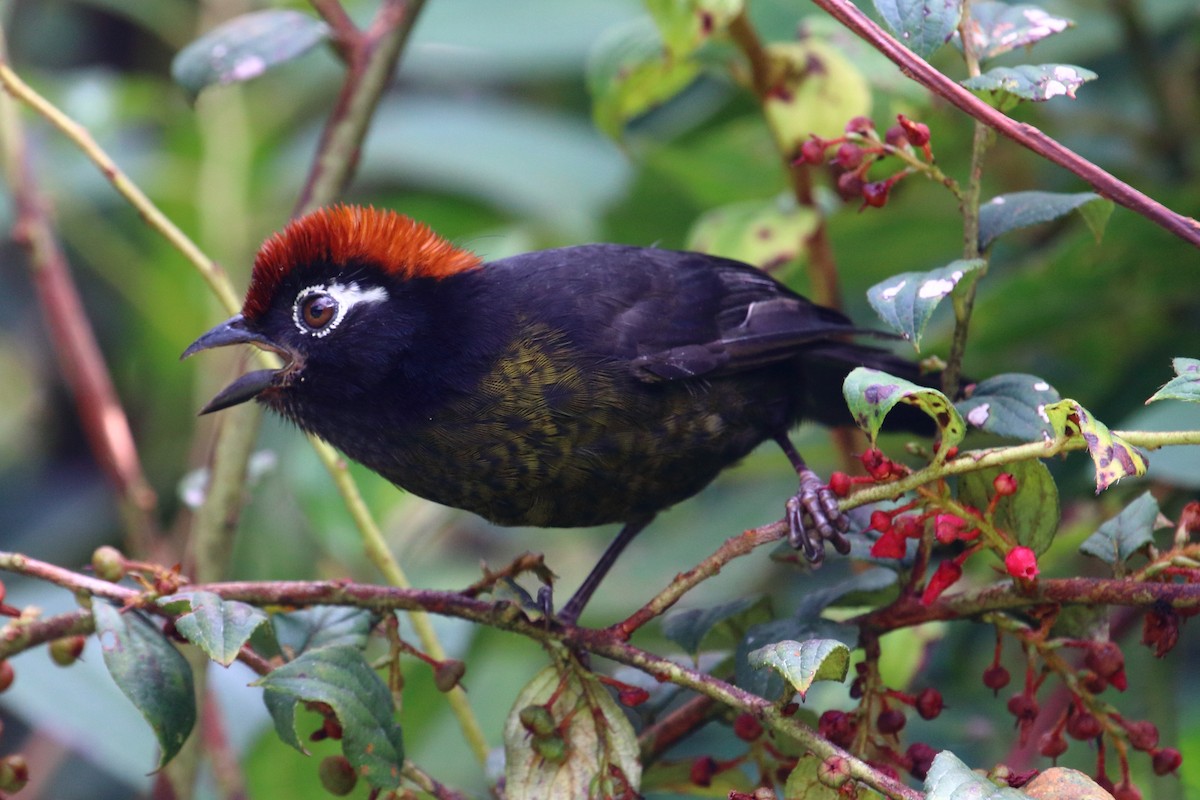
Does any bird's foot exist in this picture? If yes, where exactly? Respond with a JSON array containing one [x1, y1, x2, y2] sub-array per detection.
[[785, 468, 851, 563]]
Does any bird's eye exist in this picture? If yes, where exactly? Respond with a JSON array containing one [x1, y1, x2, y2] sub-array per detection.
[[300, 293, 338, 331]]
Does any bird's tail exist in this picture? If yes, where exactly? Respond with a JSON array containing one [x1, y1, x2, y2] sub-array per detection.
[[799, 342, 945, 436]]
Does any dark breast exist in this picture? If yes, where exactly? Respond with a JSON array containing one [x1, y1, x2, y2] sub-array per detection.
[[292, 320, 795, 528]]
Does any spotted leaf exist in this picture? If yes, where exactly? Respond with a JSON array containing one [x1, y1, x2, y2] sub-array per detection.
[[957, 2, 1074, 61], [844, 368, 966, 456], [957, 372, 1061, 440], [1042, 399, 1148, 492], [962, 64, 1096, 109], [866, 260, 986, 351]]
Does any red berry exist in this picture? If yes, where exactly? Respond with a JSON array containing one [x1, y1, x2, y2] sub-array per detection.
[[992, 473, 1018, 496], [828, 471, 852, 497], [835, 143, 864, 170], [819, 755, 852, 788], [49, 636, 86, 667], [877, 708, 906, 734], [1142, 607, 1180, 657], [934, 513, 967, 544], [914, 688, 944, 720], [1112, 781, 1143, 800], [1152, 747, 1182, 775], [799, 138, 827, 165], [896, 114, 930, 147], [1038, 730, 1068, 759], [433, 658, 466, 692], [1006, 693, 1038, 722], [732, 712, 763, 742], [1179, 500, 1200, 535], [836, 171, 864, 201], [894, 514, 923, 539], [870, 530, 907, 560], [1124, 720, 1159, 751], [920, 560, 962, 605], [0, 754, 28, 794], [1066, 709, 1101, 740], [907, 742, 937, 780], [618, 685, 649, 706], [868, 510, 893, 533], [884, 125, 908, 147], [1005, 546, 1039, 581], [0, 661, 13, 693], [861, 181, 890, 208], [819, 709, 856, 748], [1085, 641, 1124, 679], [318, 755, 357, 797], [983, 664, 1010, 693], [845, 116, 875, 135]]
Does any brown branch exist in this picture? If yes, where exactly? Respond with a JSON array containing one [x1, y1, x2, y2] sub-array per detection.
[[808, 0, 1200, 248], [638, 693, 720, 762], [293, 0, 428, 216]]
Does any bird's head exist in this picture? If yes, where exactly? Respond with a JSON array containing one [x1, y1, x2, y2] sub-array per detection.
[[183, 205, 481, 414]]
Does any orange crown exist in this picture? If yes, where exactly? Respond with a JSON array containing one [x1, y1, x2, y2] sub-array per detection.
[[243, 206, 482, 320]]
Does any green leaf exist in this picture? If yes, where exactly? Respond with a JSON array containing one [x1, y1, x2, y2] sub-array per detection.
[[873, 0, 962, 59], [1079, 491, 1167, 566], [94, 602, 196, 768], [1043, 399, 1148, 492], [924, 751, 1031, 799], [272, 606, 374, 657], [735, 616, 856, 699], [843, 368, 966, 454], [962, 64, 1097, 107], [587, 18, 701, 140], [158, 590, 269, 667], [686, 195, 818, 270], [958, 461, 1060, 554], [958, 2, 1074, 61], [866, 260, 986, 351], [662, 595, 765, 654], [958, 372, 1061, 440], [171, 10, 329, 99], [763, 40, 871, 148], [504, 662, 641, 800], [784, 755, 842, 799], [256, 646, 404, 791], [1147, 357, 1200, 404], [646, 0, 744, 58], [747, 639, 850, 700], [978, 191, 1112, 250]]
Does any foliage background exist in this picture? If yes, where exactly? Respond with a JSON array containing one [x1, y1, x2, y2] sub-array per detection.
[[1, 0, 1199, 797]]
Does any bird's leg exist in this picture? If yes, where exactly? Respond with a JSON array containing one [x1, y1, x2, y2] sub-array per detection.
[[558, 516, 655, 626], [773, 433, 851, 563]]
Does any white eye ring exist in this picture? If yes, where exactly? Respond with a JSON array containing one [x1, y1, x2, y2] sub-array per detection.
[[292, 281, 389, 338]]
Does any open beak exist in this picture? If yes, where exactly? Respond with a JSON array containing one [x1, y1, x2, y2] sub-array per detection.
[[182, 315, 295, 415]]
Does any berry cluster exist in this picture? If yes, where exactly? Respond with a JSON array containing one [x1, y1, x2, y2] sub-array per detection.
[[794, 115, 937, 209]]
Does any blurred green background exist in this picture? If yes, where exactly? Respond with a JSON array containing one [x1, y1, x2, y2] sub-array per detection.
[[1, 0, 1199, 797]]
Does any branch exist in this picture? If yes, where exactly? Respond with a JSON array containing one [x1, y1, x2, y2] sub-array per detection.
[[808, 0, 1200, 248]]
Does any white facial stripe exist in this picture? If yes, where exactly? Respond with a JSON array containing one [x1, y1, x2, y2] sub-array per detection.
[[293, 281, 389, 337]]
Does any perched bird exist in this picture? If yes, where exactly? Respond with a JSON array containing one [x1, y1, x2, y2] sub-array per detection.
[[184, 206, 930, 621]]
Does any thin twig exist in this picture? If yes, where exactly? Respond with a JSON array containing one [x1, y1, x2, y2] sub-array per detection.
[[808, 0, 1200, 248]]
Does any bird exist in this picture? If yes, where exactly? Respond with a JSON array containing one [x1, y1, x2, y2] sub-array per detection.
[[183, 205, 932, 623]]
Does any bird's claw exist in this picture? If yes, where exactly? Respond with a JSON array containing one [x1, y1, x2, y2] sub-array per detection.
[[785, 469, 851, 562]]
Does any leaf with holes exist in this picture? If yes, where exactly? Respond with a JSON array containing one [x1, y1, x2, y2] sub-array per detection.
[[1147, 357, 1200, 404], [978, 191, 1112, 249], [171, 10, 329, 99], [687, 196, 818, 270], [959, 461, 1059, 554], [747, 639, 850, 700], [873, 0, 962, 59], [866, 260, 985, 351], [957, 2, 1074, 60], [95, 602, 196, 767], [587, 18, 701, 140], [504, 661, 641, 800], [925, 751, 1030, 799], [1043, 399, 1148, 492], [159, 590, 268, 667], [843, 368, 966, 454], [963, 64, 1096, 109], [958, 373, 1061, 441], [257, 646, 404, 790], [1080, 491, 1169, 566]]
